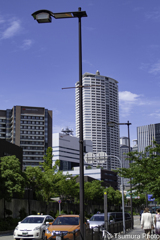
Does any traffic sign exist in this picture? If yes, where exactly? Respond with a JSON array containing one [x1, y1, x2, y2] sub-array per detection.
[[58, 200, 61, 204]]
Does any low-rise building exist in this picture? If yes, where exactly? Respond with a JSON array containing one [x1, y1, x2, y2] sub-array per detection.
[[63, 166, 118, 190], [0, 139, 23, 170], [52, 133, 92, 171]]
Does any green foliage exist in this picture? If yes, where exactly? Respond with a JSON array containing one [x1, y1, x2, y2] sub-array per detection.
[[116, 141, 160, 202], [132, 194, 147, 208], [0, 217, 19, 231], [49, 211, 55, 217], [55, 209, 66, 218], [104, 186, 122, 206], [56, 174, 79, 201], [0, 155, 25, 202], [5, 209, 12, 216], [84, 180, 105, 204], [41, 147, 53, 171], [86, 166, 92, 169]]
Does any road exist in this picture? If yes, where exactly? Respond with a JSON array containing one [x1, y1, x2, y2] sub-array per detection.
[[0, 232, 13, 240]]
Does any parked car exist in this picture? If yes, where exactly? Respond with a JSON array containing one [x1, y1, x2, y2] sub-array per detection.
[[88, 212, 131, 230], [109, 212, 131, 222], [45, 214, 89, 239], [13, 215, 54, 240], [88, 213, 115, 230]]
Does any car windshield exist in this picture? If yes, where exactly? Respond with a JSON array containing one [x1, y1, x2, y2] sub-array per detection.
[[89, 216, 104, 221], [21, 217, 44, 224], [52, 217, 79, 225]]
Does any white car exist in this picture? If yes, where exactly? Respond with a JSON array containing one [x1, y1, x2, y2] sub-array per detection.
[[13, 215, 54, 240]]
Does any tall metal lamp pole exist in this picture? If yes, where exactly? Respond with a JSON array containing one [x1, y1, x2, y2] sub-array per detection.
[[31, 8, 87, 239]]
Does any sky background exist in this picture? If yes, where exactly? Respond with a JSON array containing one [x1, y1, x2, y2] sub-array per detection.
[[0, 0, 160, 146]]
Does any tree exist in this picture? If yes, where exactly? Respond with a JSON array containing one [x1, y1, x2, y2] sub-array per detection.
[[25, 147, 61, 213], [56, 174, 79, 201], [116, 141, 160, 202], [0, 155, 24, 218], [84, 180, 105, 205], [104, 186, 122, 210], [24, 166, 43, 214]]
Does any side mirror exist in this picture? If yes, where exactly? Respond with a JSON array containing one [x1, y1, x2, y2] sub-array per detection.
[[45, 222, 49, 225], [87, 219, 89, 222], [18, 222, 21, 225]]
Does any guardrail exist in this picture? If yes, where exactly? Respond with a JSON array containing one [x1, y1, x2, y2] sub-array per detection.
[[47, 220, 132, 240]]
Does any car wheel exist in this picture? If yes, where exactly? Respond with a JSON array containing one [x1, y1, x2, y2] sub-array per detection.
[[42, 231, 46, 240]]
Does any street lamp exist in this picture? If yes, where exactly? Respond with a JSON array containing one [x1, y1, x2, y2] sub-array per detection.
[[32, 8, 87, 240], [107, 121, 133, 229], [106, 155, 125, 234]]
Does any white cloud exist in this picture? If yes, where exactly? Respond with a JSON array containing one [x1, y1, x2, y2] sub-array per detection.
[[146, 10, 160, 21], [149, 110, 160, 118], [119, 91, 139, 117], [149, 60, 160, 75], [119, 91, 141, 117], [82, 59, 93, 66], [119, 91, 140, 103], [21, 39, 33, 50], [119, 91, 160, 117], [0, 16, 5, 24], [1, 20, 21, 39]]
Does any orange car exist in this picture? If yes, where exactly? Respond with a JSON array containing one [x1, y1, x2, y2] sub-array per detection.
[[45, 214, 88, 240]]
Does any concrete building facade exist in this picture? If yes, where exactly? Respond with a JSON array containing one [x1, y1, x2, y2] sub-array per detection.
[[63, 166, 118, 190], [52, 133, 92, 171], [0, 106, 52, 169]]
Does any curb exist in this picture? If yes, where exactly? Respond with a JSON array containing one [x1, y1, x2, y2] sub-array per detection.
[[0, 230, 13, 235]]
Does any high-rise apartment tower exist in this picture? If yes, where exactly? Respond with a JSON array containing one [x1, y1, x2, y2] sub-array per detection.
[[0, 106, 52, 169], [75, 71, 120, 170]]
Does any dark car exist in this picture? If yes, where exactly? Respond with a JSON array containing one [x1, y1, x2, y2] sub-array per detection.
[[109, 212, 131, 222]]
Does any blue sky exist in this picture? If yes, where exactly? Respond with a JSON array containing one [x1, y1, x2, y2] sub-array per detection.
[[0, 0, 160, 146]]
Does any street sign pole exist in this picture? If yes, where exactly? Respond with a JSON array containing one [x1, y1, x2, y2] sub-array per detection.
[[104, 192, 108, 231], [58, 200, 61, 215]]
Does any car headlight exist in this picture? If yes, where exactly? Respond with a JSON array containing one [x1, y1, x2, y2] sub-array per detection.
[[46, 229, 51, 234], [15, 226, 19, 230], [34, 226, 41, 231], [51, 231, 68, 236]]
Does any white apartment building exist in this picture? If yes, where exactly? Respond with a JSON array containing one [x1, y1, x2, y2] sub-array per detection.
[[52, 133, 92, 171], [75, 71, 120, 171]]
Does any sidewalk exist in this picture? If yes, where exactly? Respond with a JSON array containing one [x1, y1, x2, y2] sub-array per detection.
[[118, 225, 144, 240], [117, 216, 148, 240]]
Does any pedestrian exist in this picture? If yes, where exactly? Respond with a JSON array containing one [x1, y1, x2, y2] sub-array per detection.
[[140, 208, 144, 221], [141, 207, 153, 240], [154, 209, 160, 238]]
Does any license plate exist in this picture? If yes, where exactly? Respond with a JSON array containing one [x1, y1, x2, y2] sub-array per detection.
[[22, 232, 28, 235], [56, 237, 61, 240]]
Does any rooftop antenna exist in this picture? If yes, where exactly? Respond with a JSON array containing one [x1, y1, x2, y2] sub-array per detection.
[[61, 127, 73, 136]]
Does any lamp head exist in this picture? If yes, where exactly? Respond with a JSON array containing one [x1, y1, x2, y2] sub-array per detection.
[[32, 10, 53, 23]]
